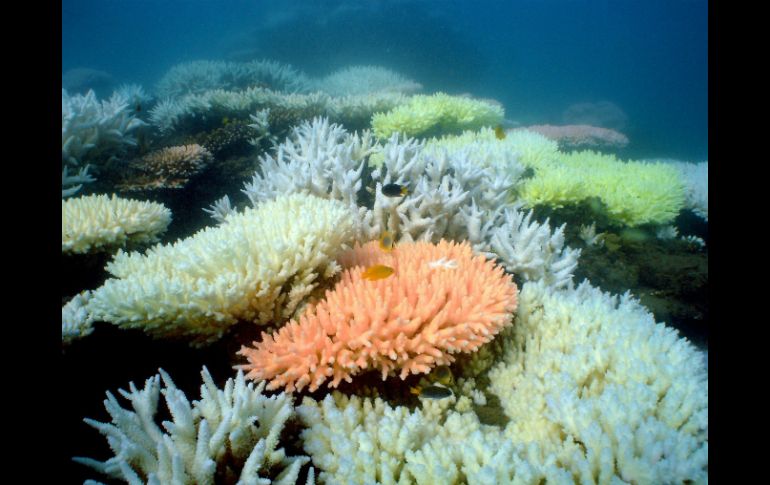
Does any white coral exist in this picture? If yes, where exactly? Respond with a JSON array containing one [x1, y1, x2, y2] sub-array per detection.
[[487, 280, 708, 483], [62, 194, 172, 255], [86, 193, 356, 345], [62, 290, 95, 344], [74, 367, 311, 485]]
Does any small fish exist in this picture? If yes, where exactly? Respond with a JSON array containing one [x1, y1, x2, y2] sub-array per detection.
[[222, 116, 230, 126], [362, 264, 395, 281], [494, 125, 506, 140], [432, 366, 453, 386], [379, 231, 394, 252], [411, 384, 453, 399], [135, 103, 142, 113], [382, 183, 408, 197]]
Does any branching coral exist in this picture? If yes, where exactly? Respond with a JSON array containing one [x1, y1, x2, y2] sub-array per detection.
[[371, 92, 504, 139], [62, 194, 172, 255], [237, 239, 518, 393], [118, 144, 213, 191], [487, 280, 708, 483], [62, 290, 95, 344], [74, 367, 312, 484], [62, 89, 146, 166], [86, 193, 357, 346]]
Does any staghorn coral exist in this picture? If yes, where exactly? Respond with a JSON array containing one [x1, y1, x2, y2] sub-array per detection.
[[74, 367, 312, 484], [237, 239, 518, 393], [62, 194, 172, 255], [230, 118, 579, 288], [371, 92, 504, 139], [62, 164, 96, 198], [86, 193, 357, 346], [118, 144, 213, 191], [62, 89, 146, 167]]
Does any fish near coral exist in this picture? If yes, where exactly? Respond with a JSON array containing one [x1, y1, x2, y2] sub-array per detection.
[[382, 183, 408, 197], [411, 384, 453, 399], [379, 231, 395, 252], [495, 124, 507, 140], [362, 264, 395, 281], [237, 240, 518, 393]]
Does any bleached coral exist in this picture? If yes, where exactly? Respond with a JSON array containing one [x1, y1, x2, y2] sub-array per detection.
[[458, 203, 581, 289], [247, 108, 278, 146], [487, 280, 708, 483], [297, 392, 549, 485], [62, 194, 172, 255], [86, 193, 357, 345], [371, 92, 504, 139], [74, 367, 311, 485], [62, 290, 95, 344], [62, 164, 96, 198], [578, 222, 605, 247], [155, 59, 312, 98], [202, 195, 235, 223], [232, 119, 578, 289], [237, 240, 518, 392], [242, 117, 376, 211], [313, 65, 422, 96], [62, 89, 146, 166], [671, 160, 708, 221]]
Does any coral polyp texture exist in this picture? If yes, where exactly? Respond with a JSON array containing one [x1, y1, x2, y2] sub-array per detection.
[[86, 193, 357, 346], [119, 144, 213, 191], [74, 367, 312, 484], [371, 92, 504, 139], [62, 194, 172, 255], [521, 149, 686, 226], [237, 239, 518, 393], [488, 280, 708, 483]]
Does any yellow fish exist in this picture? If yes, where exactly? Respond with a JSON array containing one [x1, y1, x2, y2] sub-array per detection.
[[362, 264, 394, 281], [494, 125, 506, 140], [379, 231, 394, 252], [432, 366, 453, 386]]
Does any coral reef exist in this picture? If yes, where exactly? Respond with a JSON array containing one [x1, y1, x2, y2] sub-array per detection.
[[516, 124, 629, 150], [86, 193, 357, 346], [62, 194, 172, 255], [238, 240, 518, 392], [313, 65, 422, 96], [488, 280, 708, 483], [155, 59, 312, 98], [234, 118, 580, 289], [62, 290, 95, 345], [118, 144, 213, 191], [371, 92, 504, 139], [62, 89, 146, 167], [62, 164, 96, 198], [521, 150, 686, 226], [74, 367, 312, 484]]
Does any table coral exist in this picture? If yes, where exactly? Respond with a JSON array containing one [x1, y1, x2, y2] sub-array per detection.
[[237, 239, 518, 392]]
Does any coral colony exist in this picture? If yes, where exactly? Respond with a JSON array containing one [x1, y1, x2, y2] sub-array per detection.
[[62, 60, 707, 483]]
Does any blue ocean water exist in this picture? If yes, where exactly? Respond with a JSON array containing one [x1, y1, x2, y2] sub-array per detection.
[[62, 0, 707, 161]]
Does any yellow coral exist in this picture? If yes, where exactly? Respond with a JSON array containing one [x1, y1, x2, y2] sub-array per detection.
[[521, 150, 686, 226], [371, 93, 504, 139]]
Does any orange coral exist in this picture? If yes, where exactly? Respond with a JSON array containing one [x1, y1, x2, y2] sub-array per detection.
[[237, 240, 518, 392]]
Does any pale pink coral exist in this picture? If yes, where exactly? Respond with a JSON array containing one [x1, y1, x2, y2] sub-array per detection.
[[237, 240, 518, 392], [517, 124, 629, 150]]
